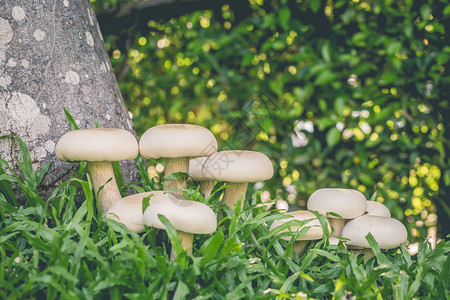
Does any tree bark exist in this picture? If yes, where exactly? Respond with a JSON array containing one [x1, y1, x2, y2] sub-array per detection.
[[0, 0, 137, 196]]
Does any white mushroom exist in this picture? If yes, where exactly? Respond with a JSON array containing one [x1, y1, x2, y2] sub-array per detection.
[[270, 211, 331, 256], [275, 200, 289, 212], [143, 194, 217, 260], [202, 150, 273, 211], [189, 156, 215, 198], [106, 191, 167, 232], [341, 215, 408, 262], [365, 200, 391, 217], [307, 188, 367, 241], [139, 124, 217, 198], [55, 128, 138, 213]]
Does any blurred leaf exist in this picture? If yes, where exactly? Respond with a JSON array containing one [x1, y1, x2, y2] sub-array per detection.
[[326, 127, 341, 147]]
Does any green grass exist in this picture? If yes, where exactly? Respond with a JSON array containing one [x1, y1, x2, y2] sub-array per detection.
[[0, 135, 449, 299]]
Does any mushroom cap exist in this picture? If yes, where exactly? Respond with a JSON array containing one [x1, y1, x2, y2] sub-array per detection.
[[106, 191, 166, 233], [55, 128, 138, 162], [307, 188, 367, 219], [341, 215, 407, 249], [139, 124, 218, 159], [143, 194, 217, 234], [201, 150, 273, 183], [275, 200, 289, 212], [365, 201, 391, 217], [189, 156, 209, 181], [270, 211, 331, 241]]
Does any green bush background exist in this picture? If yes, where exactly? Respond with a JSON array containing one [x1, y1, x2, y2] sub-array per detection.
[[93, 0, 450, 240]]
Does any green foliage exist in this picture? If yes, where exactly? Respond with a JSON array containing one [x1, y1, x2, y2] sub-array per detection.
[[97, 0, 449, 239], [0, 141, 449, 298]]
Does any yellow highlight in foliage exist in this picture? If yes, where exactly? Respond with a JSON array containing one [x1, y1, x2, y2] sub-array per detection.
[[292, 170, 299, 180], [211, 123, 222, 134], [417, 165, 428, 177], [280, 160, 288, 169], [138, 37, 147, 46], [187, 111, 196, 123], [112, 49, 121, 59], [369, 133, 379, 141], [288, 66, 297, 74], [220, 132, 229, 140], [206, 79, 215, 88], [200, 16, 210, 28], [283, 176, 292, 186], [170, 86, 179, 95], [430, 182, 439, 191], [258, 131, 269, 141], [143, 97, 151, 106], [353, 127, 365, 140], [409, 176, 418, 187], [412, 197, 423, 210], [357, 185, 366, 193], [413, 187, 424, 197]]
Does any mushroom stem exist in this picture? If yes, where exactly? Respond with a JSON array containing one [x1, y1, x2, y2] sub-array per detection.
[[87, 161, 122, 213], [329, 218, 346, 236], [293, 240, 309, 256], [164, 157, 189, 198], [200, 180, 214, 198], [222, 182, 248, 211], [363, 248, 375, 262], [170, 231, 194, 261]]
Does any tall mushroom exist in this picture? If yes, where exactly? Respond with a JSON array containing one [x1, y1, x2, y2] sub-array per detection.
[[139, 124, 217, 198], [307, 188, 367, 239], [341, 215, 408, 262], [106, 191, 167, 233], [201, 150, 273, 211], [270, 211, 331, 256], [55, 128, 138, 213], [189, 156, 215, 198], [143, 193, 217, 260]]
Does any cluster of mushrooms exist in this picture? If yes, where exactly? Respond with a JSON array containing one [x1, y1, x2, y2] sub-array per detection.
[[55, 124, 407, 261], [271, 188, 408, 261], [55, 124, 273, 260]]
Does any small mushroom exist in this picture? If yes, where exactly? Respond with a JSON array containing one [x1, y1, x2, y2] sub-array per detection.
[[275, 200, 289, 212], [55, 128, 138, 213], [139, 124, 217, 198], [201, 150, 273, 211], [106, 191, 166, 232], [270, 211, 331, 256], [307, 188, 367, 240], [143, 194, 217, 260], [189, 156, 215, 198], [341, 215, 407, 262], [365, 200, 391, 217]]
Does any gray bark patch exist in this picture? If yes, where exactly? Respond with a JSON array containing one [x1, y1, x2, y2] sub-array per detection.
[[0, 0, 137, 198]]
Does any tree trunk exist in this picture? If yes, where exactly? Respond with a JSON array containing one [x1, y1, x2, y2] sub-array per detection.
[[0, 0, 137, 196]]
